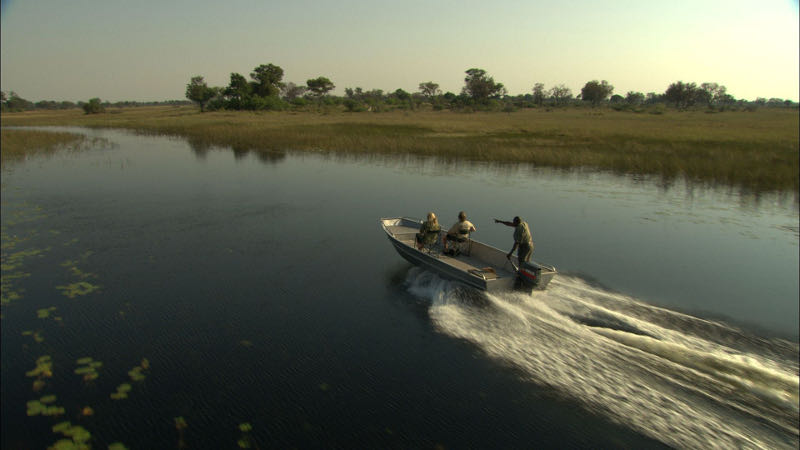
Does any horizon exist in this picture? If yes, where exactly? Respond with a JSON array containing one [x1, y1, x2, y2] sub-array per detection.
[[1, 0, 798, 103]]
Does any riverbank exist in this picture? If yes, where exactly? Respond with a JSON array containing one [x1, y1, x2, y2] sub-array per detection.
[[2, 106, 798, 192]]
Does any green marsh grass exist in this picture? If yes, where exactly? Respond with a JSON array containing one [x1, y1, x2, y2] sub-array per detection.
[[1, 129, 87, 166], [3, 106, 798, 192]]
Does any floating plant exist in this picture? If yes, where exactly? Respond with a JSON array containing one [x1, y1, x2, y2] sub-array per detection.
[[26, 396, 65, 417], [26, 355, 53, 378], [108, 443, 128, 450], [128, 359, 150, 382], [21, 330, 46, 344], [37, 306, 57, 319], [56, 281, 100, 299], [110, 383, 132, 400], [74, 357, 103, 381], [237, 422, 254, 448], [50, 421, 91, 449]]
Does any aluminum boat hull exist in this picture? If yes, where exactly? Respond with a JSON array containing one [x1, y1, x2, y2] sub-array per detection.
[[381, 217, 556, 292]]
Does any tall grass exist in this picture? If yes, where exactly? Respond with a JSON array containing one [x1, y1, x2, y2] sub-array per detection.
[[2, 106, 797, 192], [0, 129, 88, 167]]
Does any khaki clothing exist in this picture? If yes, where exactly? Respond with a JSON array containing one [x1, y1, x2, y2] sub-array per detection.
[[513, 220, 533, 265], [513, 221, 532, 246], [447, 220, 475, 240]]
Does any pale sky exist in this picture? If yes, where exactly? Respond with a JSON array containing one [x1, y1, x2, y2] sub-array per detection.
[[1, 0, 798, 102]]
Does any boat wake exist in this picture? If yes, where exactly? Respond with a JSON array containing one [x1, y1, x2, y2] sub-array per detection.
[[404, 267, 800, 449]]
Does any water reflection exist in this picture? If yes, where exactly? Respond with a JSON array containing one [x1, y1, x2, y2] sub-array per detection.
[[186, 136, 287, 165]]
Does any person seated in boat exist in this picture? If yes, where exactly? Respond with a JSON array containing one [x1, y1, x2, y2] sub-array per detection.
[[443, 211, 476, 255], [416, 212, 441, 250], [494, 216, 534, 267]]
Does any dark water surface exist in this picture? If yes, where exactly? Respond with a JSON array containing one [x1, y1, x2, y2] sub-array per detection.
[[1, 128, 798, 449]]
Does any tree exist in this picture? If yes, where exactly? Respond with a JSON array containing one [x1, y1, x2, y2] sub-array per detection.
[[82, 98, 105, 114], [625, 91, 645, 106], [462, 68, 506, 103], [280, 82, 306, 101], [4, 91, 34, 111], [664, 81, 698, 110], [250, 64, 284, 97], [185, 76, 216, 112], [224, 73, 251, 109], [581, 80, 614, 107], [306, 77, 335, 99], [532, 83, 546, 106], [393, 88, 411, 101], [548, 84, 572, 106], [418, 81, 441, 99]]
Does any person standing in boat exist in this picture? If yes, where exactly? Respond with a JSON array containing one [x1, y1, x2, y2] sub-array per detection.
[[443, 211, 476, 254], [416, 212, 441, 250], [494, 216, 533, 266]]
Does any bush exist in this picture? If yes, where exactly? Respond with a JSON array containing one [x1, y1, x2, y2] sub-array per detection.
[[82, 98, 105, 114], [343, 99, 366, 112]]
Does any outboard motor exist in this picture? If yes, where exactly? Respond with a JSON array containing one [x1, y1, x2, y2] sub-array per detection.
[[516, 261, 556, 291]]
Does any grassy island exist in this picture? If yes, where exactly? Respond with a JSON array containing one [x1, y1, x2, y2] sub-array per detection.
[[2, 106, 797, 193]]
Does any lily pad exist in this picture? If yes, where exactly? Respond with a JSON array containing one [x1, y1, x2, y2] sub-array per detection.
[[56, 281, 100, 299], [174, 417, 187, 430]]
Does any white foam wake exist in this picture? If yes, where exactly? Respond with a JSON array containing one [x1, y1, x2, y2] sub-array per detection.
[[404, 268, 800, 450]]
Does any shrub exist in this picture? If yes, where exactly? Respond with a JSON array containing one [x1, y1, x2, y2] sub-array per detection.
[[82, 98, 105, 114]]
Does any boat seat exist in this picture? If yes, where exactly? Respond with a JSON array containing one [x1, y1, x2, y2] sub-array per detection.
[[445, 232, 472, 256]]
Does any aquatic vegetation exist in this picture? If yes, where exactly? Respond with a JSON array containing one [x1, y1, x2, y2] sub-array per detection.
[[26, 355, 53, 378], [110, 383, 132, 400], [50, 421, 91, 449], [1, 273, 28, 305], [21, 329, 45, 343], [4, 106, 796, 193], [60, 251, 96, 279], [174, 416, 188, 449], [174, 417, 188, 430], [37, 306, 57, 319], [108, 443, 128, 450], [56, 281, 101, 299], [128, 359, 149, 382], [74, 357, 102, 382], [0, 128, 111, 168], [237, 422, 254, 448], [27, 396, 65, 417]]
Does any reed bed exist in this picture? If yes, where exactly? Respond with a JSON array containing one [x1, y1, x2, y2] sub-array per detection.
[[0, 129, 89, 167], [2, 106, 797, 192]]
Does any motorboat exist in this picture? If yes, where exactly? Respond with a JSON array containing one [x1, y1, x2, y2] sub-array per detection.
[[380, 217, 556, 292]]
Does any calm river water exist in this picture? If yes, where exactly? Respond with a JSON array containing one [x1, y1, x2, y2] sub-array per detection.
[[1, 127, 798, 449]]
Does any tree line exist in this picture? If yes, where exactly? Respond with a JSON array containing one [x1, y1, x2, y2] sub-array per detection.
[[184, 65, 796, 113], [2, 64, 797, 113], [0, 91, 189, 113]]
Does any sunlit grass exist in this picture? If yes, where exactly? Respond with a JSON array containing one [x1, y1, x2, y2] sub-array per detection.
[[3, 106, 798, 192], [0, 129, 85, 165]]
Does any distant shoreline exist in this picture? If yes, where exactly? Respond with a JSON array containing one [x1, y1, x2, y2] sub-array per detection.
[[2, 106, 798, 193]]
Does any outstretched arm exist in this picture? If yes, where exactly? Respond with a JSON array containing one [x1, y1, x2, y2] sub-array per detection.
[[494, 218, 514, 227]]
